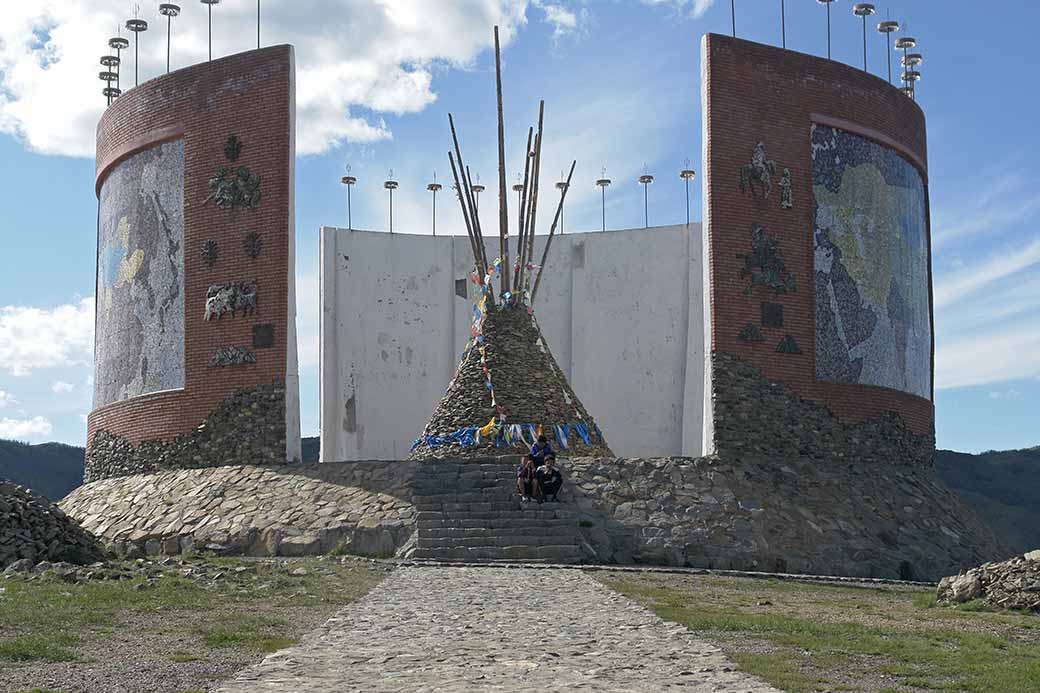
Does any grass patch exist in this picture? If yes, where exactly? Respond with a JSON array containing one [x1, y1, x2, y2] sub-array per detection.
[[0, 556, 386, 668], [599, 573, 1040, 693]]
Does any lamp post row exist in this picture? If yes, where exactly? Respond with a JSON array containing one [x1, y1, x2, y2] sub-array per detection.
[[340, 165, 696, 235], [726, 1, 923, 97], [101, 1, 264, 104]]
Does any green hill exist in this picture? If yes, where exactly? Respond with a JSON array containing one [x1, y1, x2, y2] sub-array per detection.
[[3, 436, 1037, 552], [0, 439, 85, 500]]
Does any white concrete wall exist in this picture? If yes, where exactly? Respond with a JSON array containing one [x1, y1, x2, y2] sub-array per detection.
[[320, 224, 705, 461]]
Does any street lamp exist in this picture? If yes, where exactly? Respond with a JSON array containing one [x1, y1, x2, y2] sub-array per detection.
[[159, 4, 181, 74], [853, 4, 875, 73], [427, 175, 443, 236], [680, 163, 696, 227], [125, 12, 148, 87], [200, 0, 221, 62], [877, 20, 900, 84], [340, 168, 356, 230], [555, 174, 569, 235], [384, 170, 399, 234], [638, 167, 654, 229], [817, 0, 836, 60], [595, 170, 611, 232]]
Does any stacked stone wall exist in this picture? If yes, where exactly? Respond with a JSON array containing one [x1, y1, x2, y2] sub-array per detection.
[[2, 480, 105, 569], [565, 455, 1007, 582]]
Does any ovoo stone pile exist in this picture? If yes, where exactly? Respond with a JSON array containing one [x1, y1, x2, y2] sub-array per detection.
[[937, 551, 1040, 611], [1, 479, 105, 570], [411, 307, 613, 460]]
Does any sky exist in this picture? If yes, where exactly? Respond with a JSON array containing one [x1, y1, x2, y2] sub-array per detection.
[[0, 0, 1037, 454]]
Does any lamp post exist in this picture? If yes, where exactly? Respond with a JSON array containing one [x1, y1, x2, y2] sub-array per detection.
[[730, 0, 736, 37], [340, 169, 356, 230], [555, 175, 569, 235], [100, 55, 120, 105], [595, 170, 611, 232], [853, 4, 875, 72], [125, 12, 148, 87], [471, 178, 485, 212], [781, 0, 786, 48], [895, 36, 917, 96], [638, 167, 654, 229], [817, 0, 836, 60], [680, 163, 696, 227], [159, 4, 180, 74], [877, 20, 900, 84], [902, 52, 923, 100], [200, 0, 221, 62], [108, 36, 129, 93], [384, 170, 398, 234], [427, 175, 442, 236], [256, 0, 261, 49]]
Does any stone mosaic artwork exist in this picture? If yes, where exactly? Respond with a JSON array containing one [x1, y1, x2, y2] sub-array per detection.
[[812, 125, 930, 398], [94, 139, 185, 408]]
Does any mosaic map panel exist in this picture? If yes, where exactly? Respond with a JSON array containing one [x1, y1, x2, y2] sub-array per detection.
[[812, 125, 931, 399], [94, 140, 185, 408]]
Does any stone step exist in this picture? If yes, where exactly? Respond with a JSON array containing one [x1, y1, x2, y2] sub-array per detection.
[[417, 534, 581, 549], [413, 491, 517, 504], [410, 544, 582, 562], [415, 509, 575, 523], [420, 518, 582, 532]]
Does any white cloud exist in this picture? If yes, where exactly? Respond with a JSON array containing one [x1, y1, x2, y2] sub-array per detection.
[[51, 381, 74, 393], [988, 389, 1021, 400], [533, 1, 589, 42], [0, 1, 534, 157], [933, 237, 1040, 308], [0, 297, 94, 376], [0, 416, 53, 439], [639, 0, 715, 19], [0, 391, 17, 408], [936, 328, 1040, 390]]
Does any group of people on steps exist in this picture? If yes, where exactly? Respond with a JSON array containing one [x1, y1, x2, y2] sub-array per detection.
[[515, 435, 564, 503]]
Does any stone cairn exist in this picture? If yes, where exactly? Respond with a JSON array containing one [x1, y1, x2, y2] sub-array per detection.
[[1, 479, 105, 571], [410, 27, 611, 461], [937, 550, 1040, 612]]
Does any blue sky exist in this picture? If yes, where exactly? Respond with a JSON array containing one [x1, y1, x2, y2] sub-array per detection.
[[0, 0, 1037, 454]]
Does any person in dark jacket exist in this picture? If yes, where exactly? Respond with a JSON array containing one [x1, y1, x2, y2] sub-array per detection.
[[516, 456, 539, 502], [535, 454, 563, 502], [529, 434, 554, 466]]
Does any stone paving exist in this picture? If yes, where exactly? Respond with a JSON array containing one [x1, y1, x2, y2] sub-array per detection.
[[217, 566, 780, 692]]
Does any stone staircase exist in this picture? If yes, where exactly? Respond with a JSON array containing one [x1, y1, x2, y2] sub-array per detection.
[[407, 458, 588, 563]]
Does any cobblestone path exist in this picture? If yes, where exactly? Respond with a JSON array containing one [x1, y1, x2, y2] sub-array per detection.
[[217, 566, 780, 692]]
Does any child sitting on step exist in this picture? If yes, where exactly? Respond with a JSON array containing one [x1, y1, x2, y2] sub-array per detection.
[[516, 456, 540, 502], [536, 454, 563, 502]]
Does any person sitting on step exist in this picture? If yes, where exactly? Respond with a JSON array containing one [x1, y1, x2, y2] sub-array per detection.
[[536, 454, 564, 502], [516, 456, 540, 502], [528, 434, 554, 467]]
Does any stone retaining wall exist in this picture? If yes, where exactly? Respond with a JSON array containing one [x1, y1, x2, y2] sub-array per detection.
[[84, 382, 287, 482], [62, 454, 1008, 581], [62, 461, 416, 558], [564, 455, 1007, 581], [711, 352, 934, 465]]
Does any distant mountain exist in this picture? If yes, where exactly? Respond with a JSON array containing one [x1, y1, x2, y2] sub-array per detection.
[[934, 446, 1040, 554], [3, 436, 1038, 553], [0, 439, 85, 501]]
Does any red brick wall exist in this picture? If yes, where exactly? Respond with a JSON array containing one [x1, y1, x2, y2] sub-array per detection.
[[703, 34, 934, 436], [88, 46, 294, 448]]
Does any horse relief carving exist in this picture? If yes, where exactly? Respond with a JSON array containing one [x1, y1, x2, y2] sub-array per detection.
[[739, 142, 777, 199], [204, 280, 258, 321]]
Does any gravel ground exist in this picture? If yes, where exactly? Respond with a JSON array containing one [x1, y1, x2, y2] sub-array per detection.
[[0, 556, 387, 693]]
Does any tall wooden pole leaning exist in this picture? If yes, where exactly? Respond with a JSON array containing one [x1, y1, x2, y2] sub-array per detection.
[[493, 26, 509, 297], [514, 126, 534, 293], [523, 102, 545, 296], [448, 113, 492, 300], [465, 164, 492, 291], [531, 159, 576, 304], [448, 152, 483, 285]]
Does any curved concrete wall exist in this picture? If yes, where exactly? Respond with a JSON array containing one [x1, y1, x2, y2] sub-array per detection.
[[87, 46, 301, 480], [700, 34, 933, 459], [320, 225, 706, 461]]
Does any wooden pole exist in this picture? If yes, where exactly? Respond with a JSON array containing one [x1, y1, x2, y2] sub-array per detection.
[[448, 113, 492, 296], [514, 126, 534, 293], [493, 26, 509, 298], [448, 152, 483, 281], [523, 102, 545, 296], [530, 159, 576, 304]]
